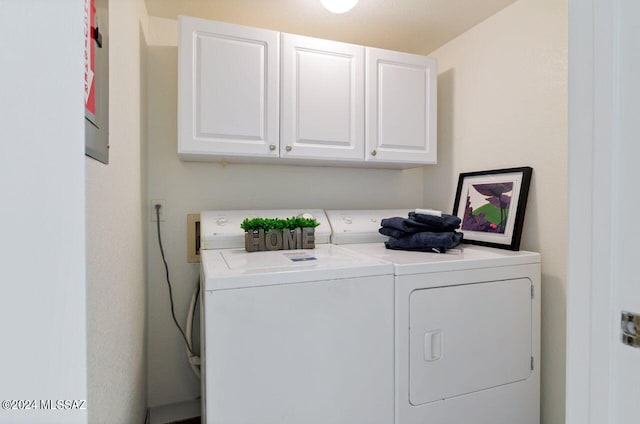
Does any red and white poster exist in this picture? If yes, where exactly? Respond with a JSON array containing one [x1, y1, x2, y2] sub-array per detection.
[[84, 0, 96, 120], [84, 0, 108, 163]]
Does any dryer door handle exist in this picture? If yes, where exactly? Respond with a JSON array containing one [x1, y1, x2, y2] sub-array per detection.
[[424, 330, 442, 361]]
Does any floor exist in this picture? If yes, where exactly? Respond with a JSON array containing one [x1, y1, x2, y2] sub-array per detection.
[[169, 418, 200, 424]]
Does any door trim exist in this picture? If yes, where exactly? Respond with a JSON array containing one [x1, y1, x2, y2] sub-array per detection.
[[566, 0, 615, 422]]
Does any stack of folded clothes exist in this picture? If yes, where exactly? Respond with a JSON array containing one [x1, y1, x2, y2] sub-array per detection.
[[379, 211, 463, 253]]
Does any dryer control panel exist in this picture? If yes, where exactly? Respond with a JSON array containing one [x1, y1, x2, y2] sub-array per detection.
[[326, 209, 411, 244]]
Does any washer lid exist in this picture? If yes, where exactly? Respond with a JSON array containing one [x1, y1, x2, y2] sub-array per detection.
[[201, 244, 394, 291], [200, 209, 331, 250], [337, 243, 540, 275]]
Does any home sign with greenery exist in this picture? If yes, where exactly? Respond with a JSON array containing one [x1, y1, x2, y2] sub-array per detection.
[[241, 217, 320, 252]]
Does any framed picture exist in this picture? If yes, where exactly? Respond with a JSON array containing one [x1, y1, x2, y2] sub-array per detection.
[[452, 167, 532, 250]]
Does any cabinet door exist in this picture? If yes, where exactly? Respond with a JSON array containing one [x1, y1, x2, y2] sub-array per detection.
[[178, 17, 279, 159], [366, 48, 437, 164], [282, 33, 364, 161]]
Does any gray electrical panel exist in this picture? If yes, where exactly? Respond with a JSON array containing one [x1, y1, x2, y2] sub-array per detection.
[[85, 0, 109, 164]]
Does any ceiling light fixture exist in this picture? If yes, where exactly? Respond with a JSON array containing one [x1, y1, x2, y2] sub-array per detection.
[[320, 0, 359, 14]]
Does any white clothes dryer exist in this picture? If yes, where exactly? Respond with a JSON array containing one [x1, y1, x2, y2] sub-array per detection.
[[199, 209, 395, 424], [326, 209, 541, 424]]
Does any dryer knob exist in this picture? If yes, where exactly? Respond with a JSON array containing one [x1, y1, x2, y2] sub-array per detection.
[[216, 217, 228, 226], [343, 217, 353, 224]]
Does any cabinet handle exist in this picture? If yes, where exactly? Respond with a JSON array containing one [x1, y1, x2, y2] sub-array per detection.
[[269, 144, 276, 151], [371, 149, 377, 156], [286, 145, 292, 152]]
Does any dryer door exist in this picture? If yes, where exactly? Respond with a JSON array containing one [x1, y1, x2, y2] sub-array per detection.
[[409, 278, 532, 405]]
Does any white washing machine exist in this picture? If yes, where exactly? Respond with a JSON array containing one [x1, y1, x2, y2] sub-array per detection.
[[326, 210, 541, 424], [199, 209, 395, 424]]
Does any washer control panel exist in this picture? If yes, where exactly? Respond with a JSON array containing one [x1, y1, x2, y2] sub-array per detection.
[[201, 209, 331, 250]]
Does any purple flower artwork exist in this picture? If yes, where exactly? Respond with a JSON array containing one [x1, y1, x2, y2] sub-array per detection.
[[461, 182, 513, 233]]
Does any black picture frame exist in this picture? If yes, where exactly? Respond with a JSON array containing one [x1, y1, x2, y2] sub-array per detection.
[[452, 167, 532, 251]]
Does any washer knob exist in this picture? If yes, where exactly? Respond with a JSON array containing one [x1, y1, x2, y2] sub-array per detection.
[[216, 217, 228, 226], [343, 216, 352, 224]]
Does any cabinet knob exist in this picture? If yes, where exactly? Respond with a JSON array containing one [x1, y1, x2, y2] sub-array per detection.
[[371, 149, 377, 156], [269, 144, 276, 151], [286, 145, 292, 152]]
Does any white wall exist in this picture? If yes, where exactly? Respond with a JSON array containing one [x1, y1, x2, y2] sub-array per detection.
[[0, 1, 87, 423], [145, 39, 425, 406], [85, 0, 149, 422], [423, 1, 568, 423]]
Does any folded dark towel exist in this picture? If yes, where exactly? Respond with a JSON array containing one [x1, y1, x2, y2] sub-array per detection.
[[408, 212, 461, 231], [379, 226, 408, 239], [379, 213, 461, 237], [384, 231, 463, 253]]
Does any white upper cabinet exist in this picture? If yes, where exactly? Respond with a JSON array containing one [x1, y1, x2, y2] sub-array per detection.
[[178, 17, 437, 168], [366, 48, 437, 164], [178, 17, 280, 160], [281, 34, 365, 161]]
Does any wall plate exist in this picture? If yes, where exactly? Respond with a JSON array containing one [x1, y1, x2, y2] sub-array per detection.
[[187, 214, 200, 263]]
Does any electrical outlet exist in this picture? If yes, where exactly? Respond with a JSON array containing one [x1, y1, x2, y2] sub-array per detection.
[[151, 199, 165, 222]]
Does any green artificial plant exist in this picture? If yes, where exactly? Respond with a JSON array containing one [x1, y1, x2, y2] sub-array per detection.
[[240, 216, 319, 232]]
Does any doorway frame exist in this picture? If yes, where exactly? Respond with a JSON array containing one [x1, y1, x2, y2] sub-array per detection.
[[566, 0, 616, 422]]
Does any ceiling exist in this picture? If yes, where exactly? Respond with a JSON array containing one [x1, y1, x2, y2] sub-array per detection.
[[144, 0, 518, 54]]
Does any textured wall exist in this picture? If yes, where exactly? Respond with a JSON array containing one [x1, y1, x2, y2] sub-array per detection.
[[85, 0, 149, 422], [423, 1, 568, 423]]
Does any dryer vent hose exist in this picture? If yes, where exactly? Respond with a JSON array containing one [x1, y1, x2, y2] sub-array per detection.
[[186, 281, 201, 379]]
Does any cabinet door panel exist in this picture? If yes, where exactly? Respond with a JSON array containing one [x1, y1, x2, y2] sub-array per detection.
[[282, 34, 364, 160], [197, 37, 264, 139], [367, 48, 437, 164], [179, 17, 279, 159]]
